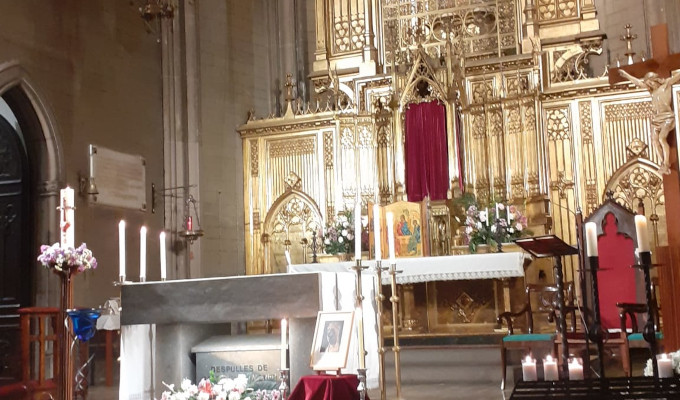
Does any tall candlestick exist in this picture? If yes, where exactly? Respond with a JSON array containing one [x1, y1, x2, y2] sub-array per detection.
[[355, 203, 362, 260], [635, 215, 650, 252], [119, 220, 126, 281], [159, 231, 167, 280], [280, 318, 288, 369], [373, 204, 381, 260], [357, 305, 366, 369], [585, 222, 598, 257], [139, 226, 147, 281], [60, 187, 75, 248], [386, 212, 396, 262]]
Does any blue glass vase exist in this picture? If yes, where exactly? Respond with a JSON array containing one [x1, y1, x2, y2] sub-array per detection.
[[67, 308, 101, 342]]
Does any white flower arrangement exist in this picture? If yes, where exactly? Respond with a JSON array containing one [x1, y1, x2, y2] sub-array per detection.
[[161, 374, 280, 400]]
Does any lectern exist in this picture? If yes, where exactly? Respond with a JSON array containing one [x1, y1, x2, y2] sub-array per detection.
[[514, 235, 579, 379]]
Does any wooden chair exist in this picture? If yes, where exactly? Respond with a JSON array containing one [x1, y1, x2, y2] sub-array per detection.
[[19, 307, 59, 400], [583, 197, 649, 377], [497, 284, 559, 389]]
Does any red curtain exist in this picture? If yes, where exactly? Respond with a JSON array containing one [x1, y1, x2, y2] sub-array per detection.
[[405, 101, 449, 201]]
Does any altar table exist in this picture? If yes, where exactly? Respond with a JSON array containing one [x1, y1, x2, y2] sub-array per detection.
[[288, 374, 369, 400]]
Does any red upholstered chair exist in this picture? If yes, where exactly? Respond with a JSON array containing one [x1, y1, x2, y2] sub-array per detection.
[[497, 284, 559, 390], [584, 198, 653, 376]]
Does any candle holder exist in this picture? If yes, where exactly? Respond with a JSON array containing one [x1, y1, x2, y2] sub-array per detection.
[[492, 218, 506, 252], [389, 262, 403, 399], [311, 231, 319, 263], [587, 255, 605, 378], [350, 258, 368, 394], [633, 250, 660, 381], [278, 368, 289, 400], [373, 260, 388, 400], [356, 367, 367, 400]]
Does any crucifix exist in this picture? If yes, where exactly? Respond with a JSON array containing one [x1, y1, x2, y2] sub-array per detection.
[[609, 23, 680, 352]]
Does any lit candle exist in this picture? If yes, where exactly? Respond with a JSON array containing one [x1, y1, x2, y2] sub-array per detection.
[[159, 231, 167, 280], [658, 353, 674, 378], [119, 220, 126, 281], [373, 204, 381, 261], [568, 358, 584, 380], [355, 202, 361, 261], [585, 222, 598, 257], [60, 186, 75, 248], [139, 226, 147, 281], [280, 318, 288, 369], [387, 212, 396, 262], [521, 356, 537, 381], [635, 215, 650, 252], [186, 215, 193, 232], [543, 355, 559, 381]]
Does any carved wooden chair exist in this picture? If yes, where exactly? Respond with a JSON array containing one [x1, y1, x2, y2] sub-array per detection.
[[497, 284, 559, 389], [583, 198, 652, 377]]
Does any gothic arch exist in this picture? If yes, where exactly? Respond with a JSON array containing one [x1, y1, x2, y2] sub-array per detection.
[[0, 60, 64, 307], [399, 47, 448, 108], [262, 188, 323, 274]]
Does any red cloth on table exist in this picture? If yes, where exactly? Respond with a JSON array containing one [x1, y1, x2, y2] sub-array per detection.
[[288, 374, 369, 400]]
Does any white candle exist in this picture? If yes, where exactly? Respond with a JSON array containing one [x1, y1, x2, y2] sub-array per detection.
[[139, 226, 147, 281], [485, 208, 489, 226], [60, 187, 75, 248], [119, 220, 126, 281], [543, 355, 559, 381], [635, 215, 650, 252], [522, 356, 537, 381], [386, 212, 396, 262], [585, 222, 598, 257], [495, 203, 500, 221], [159, 231, 167, 280], [355, 202, 362, 260], [89, 144, 95, 176], [373, 204, 381, 261], [568, 358, 584, 380], [658, 353, 674, 378], [506, 204, 512, 224], [280, 318, 288, 369], [285, 250, 292, 266]]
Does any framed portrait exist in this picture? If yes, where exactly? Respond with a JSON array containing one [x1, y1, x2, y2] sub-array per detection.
[[372, 201, 428, 258], [309, 311, 354, 371]]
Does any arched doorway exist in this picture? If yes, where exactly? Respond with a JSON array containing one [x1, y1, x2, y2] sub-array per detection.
[[0, 109, 31, 307]]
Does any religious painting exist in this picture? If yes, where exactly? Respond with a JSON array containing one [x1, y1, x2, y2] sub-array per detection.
[[378, 201, 428, 258], [310, 311, 354, 371]]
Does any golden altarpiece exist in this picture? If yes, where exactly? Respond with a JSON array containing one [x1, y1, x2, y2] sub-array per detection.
[[239, 0, 671, 337]]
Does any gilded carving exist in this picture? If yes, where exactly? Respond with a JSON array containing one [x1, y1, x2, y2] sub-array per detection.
[[538, 0, 578, 21], [546, 107, 570, 140], [250, 140, 259, 177], [604, 102, 653, 121], [240, 119, 335, 137], [609, 165, 664, 214], [269, 138, 315, 158], [626, 138, 649, 160], [550, 171, 575, 200], [323, 131, 334, 169]]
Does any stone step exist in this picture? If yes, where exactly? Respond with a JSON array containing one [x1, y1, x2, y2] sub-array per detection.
[[381, 345, 502, 384]]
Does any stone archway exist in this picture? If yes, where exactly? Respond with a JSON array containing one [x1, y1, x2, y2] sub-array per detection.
[[0, 61, 63, 307]]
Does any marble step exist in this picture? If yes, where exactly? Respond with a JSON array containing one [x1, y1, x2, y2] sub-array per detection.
[[381, 345, 501, 384]]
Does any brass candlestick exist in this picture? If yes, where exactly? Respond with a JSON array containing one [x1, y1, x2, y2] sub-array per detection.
[[389, 262, 403, 399], [278, 368, 289, 400], [351, 259, 368, 400], [373, 260, 388, 400]]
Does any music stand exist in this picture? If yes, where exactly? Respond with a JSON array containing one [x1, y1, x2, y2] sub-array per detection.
[[514, 235, 579, 380]]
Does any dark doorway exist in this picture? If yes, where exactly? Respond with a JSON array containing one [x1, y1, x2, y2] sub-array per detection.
[[0, 112, 30, 384]]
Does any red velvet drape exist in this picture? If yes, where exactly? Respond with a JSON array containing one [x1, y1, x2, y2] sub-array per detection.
[[404, 101, 449, 202]]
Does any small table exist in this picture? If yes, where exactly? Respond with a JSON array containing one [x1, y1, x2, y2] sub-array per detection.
[[288, 374, 369, 400]]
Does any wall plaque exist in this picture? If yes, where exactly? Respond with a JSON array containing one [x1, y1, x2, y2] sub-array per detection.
[[91, 145, 146, 210]]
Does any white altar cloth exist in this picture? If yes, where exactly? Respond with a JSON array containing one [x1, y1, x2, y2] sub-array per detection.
[[290, 251, 529, 285]]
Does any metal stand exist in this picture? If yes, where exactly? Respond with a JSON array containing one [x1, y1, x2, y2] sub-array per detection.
[[587, 256, 606, 378], [311, 231, 319, 263], [373, 260, 388, 400], [389, 262, 403, 399], [278, 368, 289, 400], [636, 251, 659, 381], [351, 259, 368, 400], [493, 218, 506, 252], [554, 256, 570, 379]]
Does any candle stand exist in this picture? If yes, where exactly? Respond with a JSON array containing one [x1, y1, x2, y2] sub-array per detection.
[[634, 251, 660, 381], [389, 262, 403, 399], [587, 256, 606, 378], [350, 259, 368, 400], [279, 368, 289, 400], [493, 218, 507, 252], [372, 260, 388, 400]]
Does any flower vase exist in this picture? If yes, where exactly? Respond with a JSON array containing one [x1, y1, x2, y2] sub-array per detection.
[[58, 269, 75, 400], [336, 252, 350, 262]]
